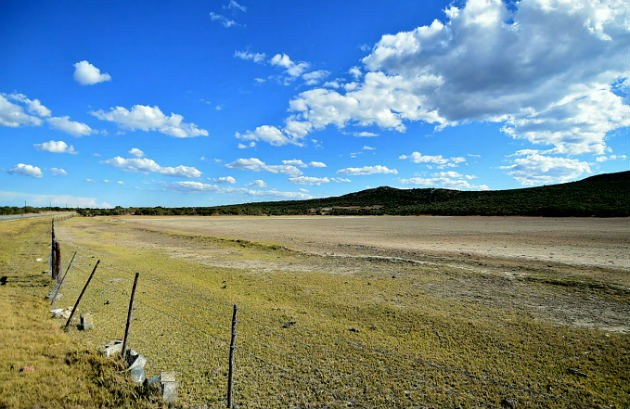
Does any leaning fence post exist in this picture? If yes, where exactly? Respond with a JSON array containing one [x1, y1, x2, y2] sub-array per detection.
[[64, 260, 100, 331], [121, 272, 140, 359], [50, 251, 76, 307], [227, 304, 238, 408]]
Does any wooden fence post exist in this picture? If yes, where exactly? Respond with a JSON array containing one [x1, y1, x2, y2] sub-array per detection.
[[64, 260, 100, 331], [121, 273, 140, 359], [52, 241, 61, 280], [227, 304, 238, 408], [50, 219, 56, 277]]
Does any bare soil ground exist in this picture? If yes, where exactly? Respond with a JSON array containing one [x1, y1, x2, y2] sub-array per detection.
[[122, 215, 630, 270]]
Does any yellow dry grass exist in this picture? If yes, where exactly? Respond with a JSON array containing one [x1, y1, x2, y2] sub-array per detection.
[[0, 217, 163, 409]]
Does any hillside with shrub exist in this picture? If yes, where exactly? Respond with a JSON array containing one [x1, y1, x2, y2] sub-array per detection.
[[69, 170, 630, 217]]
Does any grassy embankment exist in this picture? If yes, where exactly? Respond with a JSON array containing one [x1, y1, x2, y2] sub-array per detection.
[[0, 217, 162, 409], [54, 216, 630, 409]]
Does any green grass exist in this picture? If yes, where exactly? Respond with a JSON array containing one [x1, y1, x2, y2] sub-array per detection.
[[52, 216, 630, 409], [0, 218, 164, 409]]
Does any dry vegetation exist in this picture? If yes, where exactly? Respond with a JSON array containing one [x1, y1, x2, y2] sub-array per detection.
[[0, 217, 163, 409], [43, 215, 630, 409]]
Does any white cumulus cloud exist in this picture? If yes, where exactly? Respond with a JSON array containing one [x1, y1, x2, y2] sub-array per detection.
[[247, 179, 267, 188], [51, 168, 68, 176], [73, 60, 111, 85], [0, 94, 44, 127], [47, 116, 93, 136], [288, 176, 331, 186], [92, 105, 208, 138], [236, 125, 295, 146], [225, 157, 303, 176], [399, 151, 466, 168], [337, 165, 398, 175], [34, 140, 77, 154], [270, 53, 310, 78], [402, 171, 488, 190], [500, 152, 591, 186], [104, 156, 202, 178], [129, 147, 144, 157], [7, 163, 43, 178], [309, 161, 327, 168], [238, 0, 630, 160], [214, 176, 237, 184]]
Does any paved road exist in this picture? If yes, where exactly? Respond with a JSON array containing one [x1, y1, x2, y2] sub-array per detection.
[[0, 212, 75, 221]]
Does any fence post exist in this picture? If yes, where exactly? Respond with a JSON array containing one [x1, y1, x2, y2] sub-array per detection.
[[64, 260, 100, 331], [50, 251, 76, 307], [227, 304, 238, 408], [50, 219, 56, 277], [121, 272, 140, 359], [52, 241, 61, 280]]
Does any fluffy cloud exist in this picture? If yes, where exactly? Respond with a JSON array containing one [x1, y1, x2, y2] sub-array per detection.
[[402, 171, 488, 190], [240, 0, 630, 156], [337, 165, 398, 175], [1, 93, 92, 136], [282, 159, 308, 168], [170, 181, 219, 192], [288, 176, 330, 186], [7, 163, 43, 178], [309, 161, 327, 168], [51, 168, 68, 176], [302, 70, 330, 86], [104, 156, 202, 178], [129, 147, 144, 157], [34, 140, 77, 154], [236, 125, 295, 146], [247, 179, 267, 188], [270, 53, 310, 77], [0, 94, 44, 127], [214, 176, 237, 184], [234, 50, 266, 63], [225, 157, 302, 176], [92, 105, 208, 137], [5, 93, 51, 117], [500, 152, 591, 186], [399, 151, 465, 168], [73, 60, 111, 85]]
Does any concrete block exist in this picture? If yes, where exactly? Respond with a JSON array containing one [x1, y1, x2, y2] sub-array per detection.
[[80, 313, 93, 331], [101, 340, 123, 357], [125, 349, 147, 384], [160, 371, 178, 404]]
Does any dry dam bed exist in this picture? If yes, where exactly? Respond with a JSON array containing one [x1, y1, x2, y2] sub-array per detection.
[[50, 216, 628, 408]]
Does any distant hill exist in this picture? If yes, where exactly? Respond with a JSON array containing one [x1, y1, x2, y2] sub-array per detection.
[[72, 170, 630, 217]]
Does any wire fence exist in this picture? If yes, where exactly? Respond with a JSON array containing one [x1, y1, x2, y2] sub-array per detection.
[[40, 216, 626, 409]]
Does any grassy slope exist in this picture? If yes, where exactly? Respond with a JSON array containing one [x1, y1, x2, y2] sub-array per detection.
[[54, 216, 630, 409], [0, 218, 161, 409]]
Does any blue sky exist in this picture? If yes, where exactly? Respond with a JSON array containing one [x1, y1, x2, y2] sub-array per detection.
[[1, 0, 628, 208]]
